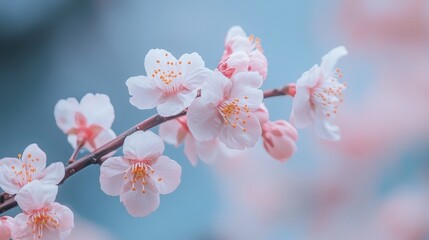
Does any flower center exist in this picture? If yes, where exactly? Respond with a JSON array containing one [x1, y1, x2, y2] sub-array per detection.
[[10, 154, 40, 187], [218, 97, 250, 132], [28, 208, 60, 239], [125, 162, 155, 193], [151, 57, 193, 95], [311, 68, 346, 118]]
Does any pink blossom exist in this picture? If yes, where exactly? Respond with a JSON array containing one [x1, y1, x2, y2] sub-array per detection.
[[12, 181, 74, 240], [159, 116, 225, 166], [253, 103, 270, 126], [54, 93, 116, 152], [187, 71, 263, 150], [0, 144, 64, 195], [0, 216, 13, 240], [126, 49, 211, 117], [99, 131, 181, 217], [291, 46, 348, 141], [220, 26, 268, 79], [262, 120, 298, 162]]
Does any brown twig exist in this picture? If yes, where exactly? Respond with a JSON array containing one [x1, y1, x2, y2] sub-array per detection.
[[68, 142, 84, 164], [0, 85, 293, 214]]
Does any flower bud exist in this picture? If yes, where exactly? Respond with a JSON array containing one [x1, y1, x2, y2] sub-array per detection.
[[218, 51, 249, 78], [262, 120, 298, 162]]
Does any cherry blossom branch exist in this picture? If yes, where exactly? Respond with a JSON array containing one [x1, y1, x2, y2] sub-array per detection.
[[68, 142, 84, 164], [0, 84, 294, 214]]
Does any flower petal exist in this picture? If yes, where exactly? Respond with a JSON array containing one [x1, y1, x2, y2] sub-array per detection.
[[15, 181, 58, 211], [229, 72, 263, 110], [144, 49, 177, 78], [51, 202, 74, 233], [37, 162, 65, 185], [99, 156, 130, 196], [157, 91, 196, 117], [199, 71, 230, 104], [0, 158, 22, 194], [320, 46, 348, 75], [79, 93, 115, 129], [187, 99, 222, 142], [54, 97, 79, 133], [84, 129, 117, 156], [313, 112, 341, 141], [195, 139, 219, 164], [159, 119, 185, 147], [123, 131, 165, 160], [22, 144, 47, 175], [151, 156, 181, 194], [225, 25, 247, 45], [126, 76, 163, 110], [219, 113, 262, 150], [291, 85, 314, 129], [11, 213, 30, 240], [183, 135, 198, 166], [120, 187, 160, 217]]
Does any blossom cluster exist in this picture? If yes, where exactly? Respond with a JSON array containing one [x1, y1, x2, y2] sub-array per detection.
[[0, 25, 347, 239]]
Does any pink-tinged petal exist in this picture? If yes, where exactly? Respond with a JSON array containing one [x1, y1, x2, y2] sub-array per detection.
[[313, 113, 341, 141], [182, 67, 212, 92], [159, 118, 186, 147], [219, 113, 262, 150], [38, 162, 65, 185], [99, 156, 130, 196], [15, 181, 58, 211], [218, 51, 249, 78], [11, 213, 29, 240], [22, 143, 47, 175], [0, 158, 22, 194], [79, 93, 115, 129], [225, 26, 247, 45], [85, 129, 116, 155], [123, 131, 165, 160], [183, 135, 198, 166], [144, 49, 177, 77], [51, 202, 74, 233], [199, 71, 230, 104], [151, 156, 181, 194], [54, 97, 79, 133], [229, 73, 264, 110], [194, 139, 219, 164], [231, 71, 263, 89], [126, 76, 163, 110], [0, 216, 13, 240], [120, 187, 160, 217], [248, 50, 268, 80], [187, 99, 222, 142], [296, 65, 322, 89], [320, 46, 348, 75], [262, 120, 298, 162], [178, 52, 205, 77], [291, 85, 314, 129], [157, 91, 196, 117], [253, 103, 269, 126]]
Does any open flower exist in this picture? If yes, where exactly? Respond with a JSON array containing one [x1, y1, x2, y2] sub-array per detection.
[[0, 144, 64, 195], [159, 116, 229, 166], [262, 120, 298, 162], [291, 46, 348, 141], [0, 216, 13, 240], [54, 93, 116, 152], [187, 71, 263, 150], [12, 181, 74, 240], [219, 26, 268, 80], [126, 49, 211, 117], [99, 131, 181, 217]]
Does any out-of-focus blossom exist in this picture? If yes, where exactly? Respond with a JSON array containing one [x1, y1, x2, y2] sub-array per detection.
[[291, 46, 347, 141], [12, 181, 74, 240], [0, 216, 13, 240], [159, 116, 221, 166], [54, 93, 116, 152], [0, 144, 64, 195], [219, 26, 268, 79], [126, 49, 211, 117], [187, 71, 263, 150], [68, 216, 117, 240], [99, 131, 181, 217], [262, 120, 298, 162]]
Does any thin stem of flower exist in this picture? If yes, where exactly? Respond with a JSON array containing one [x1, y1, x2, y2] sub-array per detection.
[[68, 142, 84, 164], [0, 84, 294, 214]]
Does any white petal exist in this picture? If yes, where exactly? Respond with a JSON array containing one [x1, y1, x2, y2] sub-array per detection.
[[159, 119, 185, 147], [195, 139, 219, 164], [79, 93, 115, 129], [219, 113, 262, 150], [126, 76, 163, 110], [99, 157, 130, 196], [15, 181, 58, 211], [320, 46, 348, 75], [225, 25, 247, 45], [313, 113, 341, 141], [156, 91, 196, 117], [50, 202, 74, 233], [199, 71, 230, 104], [120, 187, 160, 217], [187, 99, 222, 142], [123, 131, 165, 160], [144, 49, 178, 77], [37, 162, 65, 185], [151, 156, 181, 194], [184, 135, 198, 166], [54, 97, 79, 133], [22, 144, 47, 175], [0, 158, 22, 194], [291, 85, 314, 129]]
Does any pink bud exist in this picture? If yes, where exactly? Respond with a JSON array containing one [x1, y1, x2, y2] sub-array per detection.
[[262, 120, 298, 162], [0, 216, 13, 240], [253, 103, 270, 126], [218, 51, 249, 78]]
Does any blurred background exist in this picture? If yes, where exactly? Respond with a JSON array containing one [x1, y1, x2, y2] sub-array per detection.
[[1, 0, 429, 239]]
